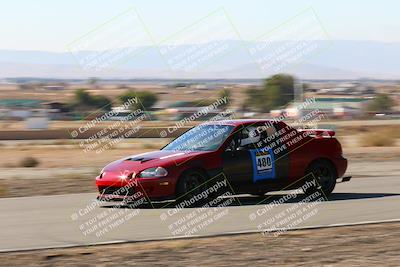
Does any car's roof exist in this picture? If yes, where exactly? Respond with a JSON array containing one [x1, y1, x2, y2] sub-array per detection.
[[203, 119, 275, 126]]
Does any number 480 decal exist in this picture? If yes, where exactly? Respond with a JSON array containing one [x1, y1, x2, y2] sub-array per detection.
[[250, 149, 276, 182], [257, 154, 272, 171]]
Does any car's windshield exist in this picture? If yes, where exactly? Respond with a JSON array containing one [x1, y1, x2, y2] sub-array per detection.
[[162, 124, 234, 151]]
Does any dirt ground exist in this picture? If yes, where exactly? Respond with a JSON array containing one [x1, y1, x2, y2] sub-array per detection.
[[1, 222, 399, 266], [0, 138, 399, 198]]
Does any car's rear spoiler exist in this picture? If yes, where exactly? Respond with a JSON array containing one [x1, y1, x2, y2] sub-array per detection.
[[298, 129, 336, 138]]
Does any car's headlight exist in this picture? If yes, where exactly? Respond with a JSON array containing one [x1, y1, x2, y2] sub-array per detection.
[[138, 167, 168, 178]]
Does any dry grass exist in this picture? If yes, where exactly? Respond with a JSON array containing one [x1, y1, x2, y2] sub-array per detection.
[[360, 129, 397, 147], [0, 173, 96, 198], [338, 124, 400, 137], [0, 182, 7, 197], [142, 142, 161, 149]]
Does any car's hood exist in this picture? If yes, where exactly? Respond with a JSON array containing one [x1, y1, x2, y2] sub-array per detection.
[[102, 150, 208, 174]]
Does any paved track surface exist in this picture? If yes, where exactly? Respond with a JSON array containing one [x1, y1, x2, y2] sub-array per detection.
[[0, 174, 399, 252]]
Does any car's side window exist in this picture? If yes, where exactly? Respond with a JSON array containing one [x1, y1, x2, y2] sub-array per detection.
[[258, 122, 278, 150], [232, 123, 275, 150], [236, 126, 260, 150], [225, 123, 279, 151]]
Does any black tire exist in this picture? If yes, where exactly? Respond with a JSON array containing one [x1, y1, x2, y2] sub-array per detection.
[[303, 160, 337, 198], [175, 170, 206, 207]]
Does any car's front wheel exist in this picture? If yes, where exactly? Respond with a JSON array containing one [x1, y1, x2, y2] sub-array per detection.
[[175, 170, 206, 206], [303, 160, 337, 198]]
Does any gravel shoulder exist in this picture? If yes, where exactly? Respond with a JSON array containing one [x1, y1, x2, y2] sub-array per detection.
[[1, 222, 399, 266]]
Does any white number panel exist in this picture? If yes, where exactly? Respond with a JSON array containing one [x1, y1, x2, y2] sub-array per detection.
[[256, 152, 272, 172]]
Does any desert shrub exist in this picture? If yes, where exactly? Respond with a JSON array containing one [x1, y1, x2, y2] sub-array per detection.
[[360, 131, 396, 147], [19, 157, 40, 167], [143, 142, 159, 149]]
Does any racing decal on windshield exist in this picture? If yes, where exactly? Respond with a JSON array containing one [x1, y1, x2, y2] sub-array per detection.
[[250, 148, 276, 182]]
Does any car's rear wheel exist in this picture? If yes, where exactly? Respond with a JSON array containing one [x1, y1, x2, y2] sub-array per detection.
[[176, 170, 206, 207], [304, 160, 337, 198]]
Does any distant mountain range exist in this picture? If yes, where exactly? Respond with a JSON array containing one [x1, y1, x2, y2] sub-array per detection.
[[0, 40, 399, 79]]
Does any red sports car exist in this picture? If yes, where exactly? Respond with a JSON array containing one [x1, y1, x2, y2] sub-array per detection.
[[96, 119, 350, 202]]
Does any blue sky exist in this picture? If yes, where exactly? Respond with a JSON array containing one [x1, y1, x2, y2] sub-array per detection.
[[1, 0, 399, 52]]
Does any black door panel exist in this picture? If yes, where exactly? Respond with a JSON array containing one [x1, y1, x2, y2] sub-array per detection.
[[221, 150, 253, 187]]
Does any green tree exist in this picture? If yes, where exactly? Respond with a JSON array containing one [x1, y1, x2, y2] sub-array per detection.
[[264, 74, 294, 109], [119, 90, 158, 111], [245, 74, 295, 112], [244, 88, 265, 111], [71, 89, 111, 111], [366, 94, 394, 113], [91, 95, 112, 110], [74, 89, 92, 105]]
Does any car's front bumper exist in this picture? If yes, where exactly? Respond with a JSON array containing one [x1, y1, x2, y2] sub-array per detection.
[[96, 176, 176, 201]]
